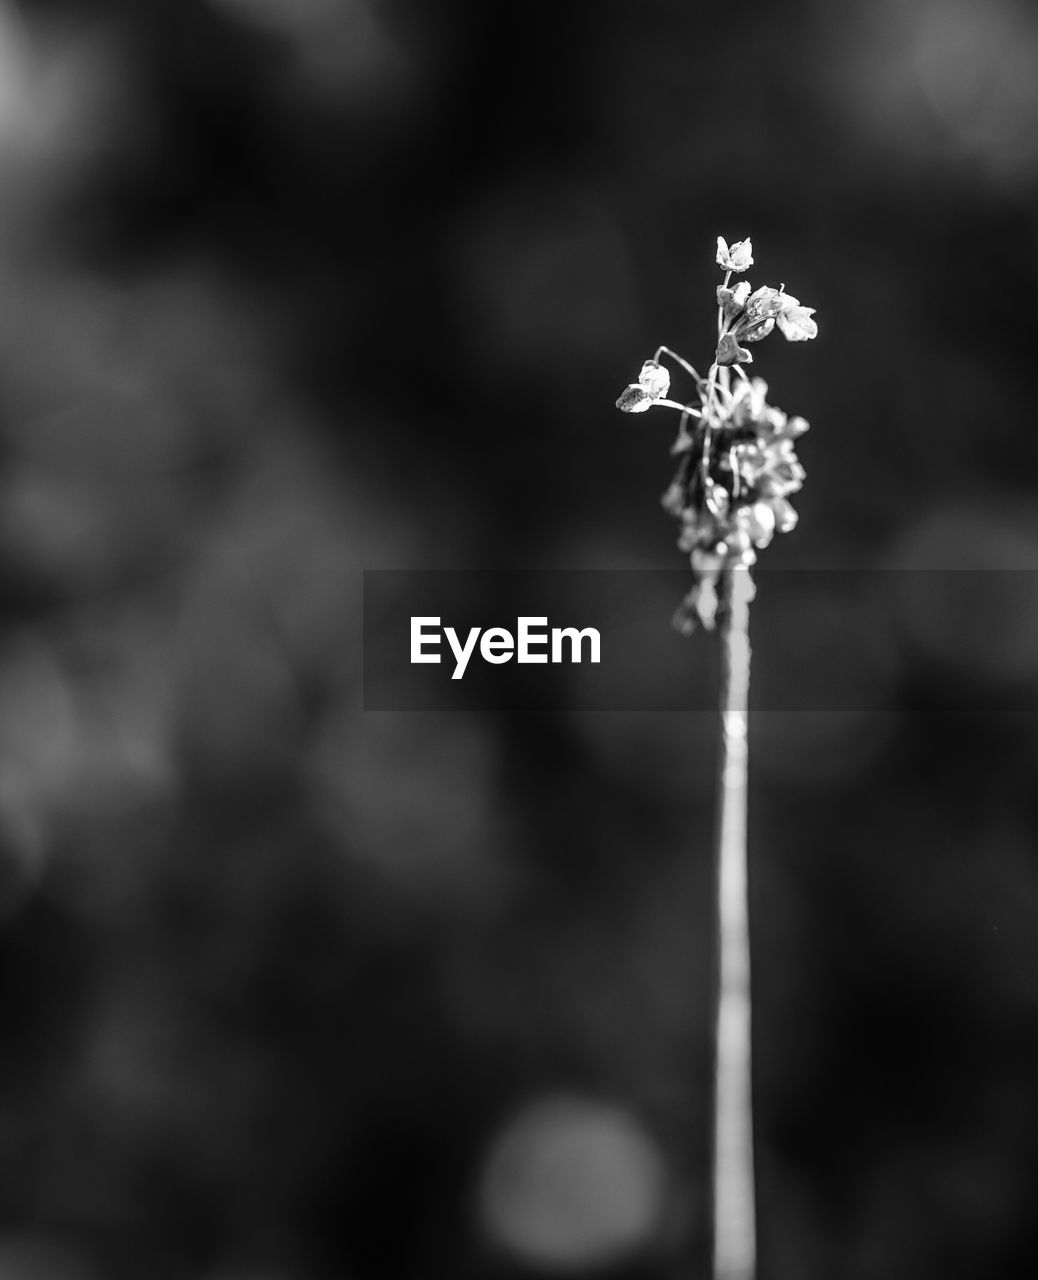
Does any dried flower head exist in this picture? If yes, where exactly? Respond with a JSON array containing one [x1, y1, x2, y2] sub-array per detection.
[[617, 238, 817, 631]]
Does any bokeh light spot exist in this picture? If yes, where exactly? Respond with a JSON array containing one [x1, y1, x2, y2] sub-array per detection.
[[479, 1094, 667, 1272]]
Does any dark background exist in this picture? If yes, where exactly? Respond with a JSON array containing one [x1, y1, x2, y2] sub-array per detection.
[[2, 0, 1038, 1277]]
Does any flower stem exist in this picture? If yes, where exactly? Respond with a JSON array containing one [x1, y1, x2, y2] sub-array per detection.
[[718, 270, 732, 337], [656, 399, 702, 416], [711, 563, 756, 1280], [654, 345, 707, 385]]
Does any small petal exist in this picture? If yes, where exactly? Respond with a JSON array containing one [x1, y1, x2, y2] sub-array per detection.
[[777, 307, 818, 342], [769, 496, 799, 533], [660, 482, 686, 516], [728, 239, 753, 271], [704, 479, 730, 520], [716, 236, 753, 272], [691, 548, 726, 575], [718, 281, 751, 321], [616, 384, 652, 412], [695, 579, 719, 628], [742, 317, 775, 342], [674, 579, 720, 634], [738, 501, 777, 549], [716, 333, 753, 366], [747, 378, 769, 414], [725, 523, 754, 557], [785, 415, 810, 437], [731, 377, 769, 422], [714, 531, 757, 568], [745, 285, 784, 320], [759, 452, 806, 496], [638, 359, 671, 398], [673, 593, 700, 637]]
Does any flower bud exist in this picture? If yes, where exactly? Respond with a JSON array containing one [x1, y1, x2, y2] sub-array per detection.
[[696, 578, 719, 628], [691, 547, 726, 575], [769, 496, 799, 533], [738, 501, 777, 549], [704, 479, 729, 519], [776, 306, 818, 341], [672, 592, 700, 637], [716, 236, 753, 272], [638, 360, 670, 398], [660, 483, 686, 516], [616, 384, 652, 413], [716, 333, 752, 366], [745, 286, 784, 321], [742, 317, 775, 343], [718, 281, 751, 321]]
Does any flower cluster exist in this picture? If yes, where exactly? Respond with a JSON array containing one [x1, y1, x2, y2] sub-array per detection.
[[616, 238, 817, 632], [715, 280, 817, 366]]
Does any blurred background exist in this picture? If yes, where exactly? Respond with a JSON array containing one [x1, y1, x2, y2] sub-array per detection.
[[2, 0, 1038, 1277]]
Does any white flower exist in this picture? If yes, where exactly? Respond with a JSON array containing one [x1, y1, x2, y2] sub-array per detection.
[[615, 359, 672, 413], [637, 360, 670, 399], [716, 236, 754, 272], [776, 304, 818, 341]]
